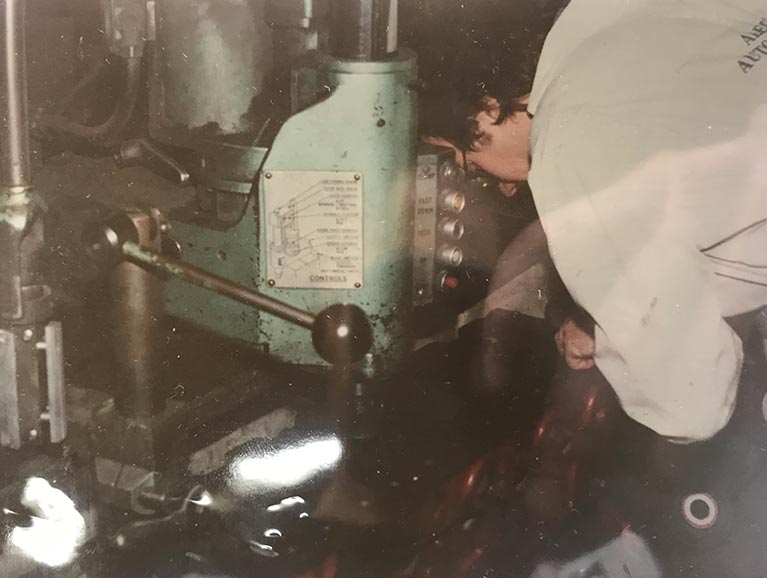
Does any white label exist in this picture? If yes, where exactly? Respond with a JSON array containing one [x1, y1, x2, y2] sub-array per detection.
[[264, 171, 364, 289], [412, 162, 438, 305]]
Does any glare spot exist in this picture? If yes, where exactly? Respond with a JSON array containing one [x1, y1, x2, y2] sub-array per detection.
[[266, 496, 306, 513], [9, 478, 86, 567], [235, 437, 343, 487], [188, 490, 213, 507], [249, 540, 278, 557], [336, 325, 350, 338]]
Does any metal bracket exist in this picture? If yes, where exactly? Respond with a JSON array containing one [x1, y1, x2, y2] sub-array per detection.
[[0, 322, 67, 449], [37, 321, 67, 443], [0, 329, 22, 448]]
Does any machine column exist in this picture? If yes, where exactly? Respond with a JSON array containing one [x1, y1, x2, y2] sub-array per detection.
[[0, 0, 65, 449], [330, 0, 398, 60]]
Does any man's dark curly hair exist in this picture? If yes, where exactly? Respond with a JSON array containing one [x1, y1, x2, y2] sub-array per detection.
[[403, 3, 556, 151]]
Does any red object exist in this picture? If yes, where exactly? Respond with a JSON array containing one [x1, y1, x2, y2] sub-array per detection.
[[443, 276, 459, 290]]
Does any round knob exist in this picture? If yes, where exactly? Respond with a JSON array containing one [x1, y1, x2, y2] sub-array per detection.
[[439, 190, 466, 213], [83, 214, 140, 268], [437, 244, 464, 267], [312, 304, 372, 365], [439, 161, 465, 187], [438, 217, 465, 240]]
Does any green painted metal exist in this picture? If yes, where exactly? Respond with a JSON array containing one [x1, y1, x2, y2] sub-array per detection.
[[257, 50, 417, 373], [164, 135, 268, 344], [164, 50, 418, 375], [164, 210, 263, 346]]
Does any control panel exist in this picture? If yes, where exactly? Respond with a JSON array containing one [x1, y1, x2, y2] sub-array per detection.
[[413, 146, 466, 307], [412, 145, 537, 339]]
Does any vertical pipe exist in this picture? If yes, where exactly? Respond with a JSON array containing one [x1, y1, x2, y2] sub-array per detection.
[[0, 0, 31, 188], [111, 260, 165, 417], [331, 0, 398, 60], [109, 213, 165, 418], [0, 1, 52, 449]]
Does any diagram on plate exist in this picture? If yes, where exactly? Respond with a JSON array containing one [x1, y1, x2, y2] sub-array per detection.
[[264, 171, 364, 289]]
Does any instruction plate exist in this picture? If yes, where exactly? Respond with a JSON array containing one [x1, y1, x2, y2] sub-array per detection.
[[264, 171, 364, 289]]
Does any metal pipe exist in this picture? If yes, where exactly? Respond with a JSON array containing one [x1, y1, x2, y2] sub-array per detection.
[[111, 258, 165, 417], [39, 57, 142, 144], [330, 0, 398, 60], [110, 214, 165, 418], [0, 0, 31, 188], [121, 241, 316, 330]]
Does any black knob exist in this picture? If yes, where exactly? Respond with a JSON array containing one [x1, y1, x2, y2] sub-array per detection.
[[83, 214, 139, 268], [311, 304, 372, 365]]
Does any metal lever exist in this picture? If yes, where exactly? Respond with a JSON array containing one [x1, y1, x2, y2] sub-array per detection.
[[115, 139, 191, 186], [85, 216, 373, 365], [122, 241, 315, 329], [121, 242, 371, 365]]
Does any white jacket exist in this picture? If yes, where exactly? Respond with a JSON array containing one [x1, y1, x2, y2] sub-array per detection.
[[528, 0, 767, 441]]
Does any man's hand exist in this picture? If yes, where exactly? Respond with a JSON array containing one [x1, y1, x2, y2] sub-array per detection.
[[555, 319, 595, 370]]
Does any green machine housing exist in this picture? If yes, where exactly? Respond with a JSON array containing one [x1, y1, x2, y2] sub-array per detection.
[[165, 49, 418, 375]]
